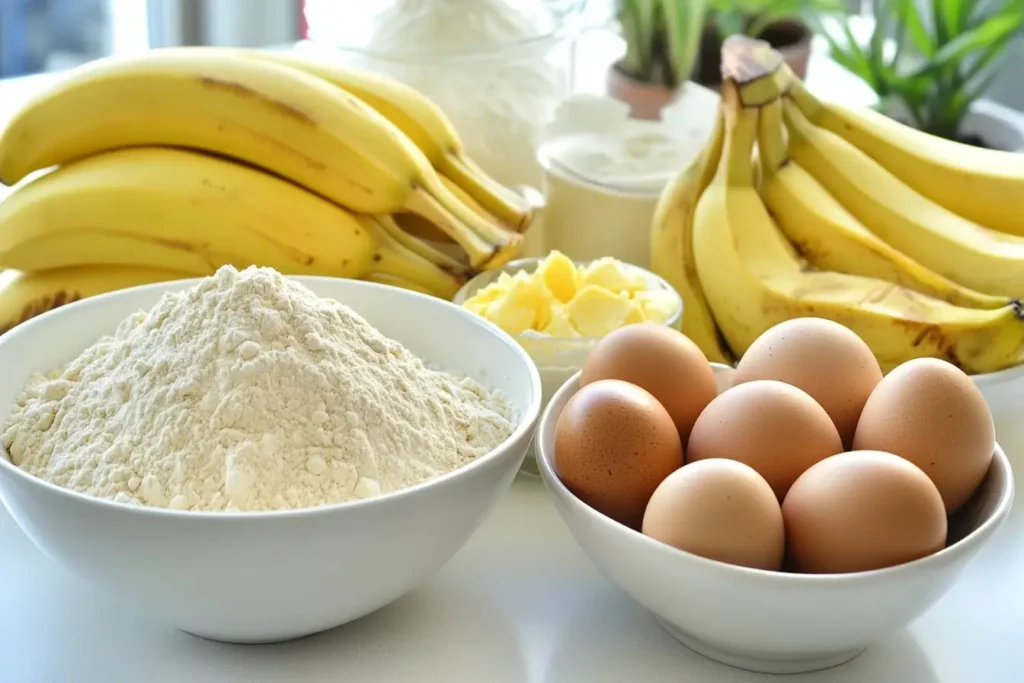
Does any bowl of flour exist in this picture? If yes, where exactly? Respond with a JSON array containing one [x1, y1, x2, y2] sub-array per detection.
[[0, 265, 541, 643]]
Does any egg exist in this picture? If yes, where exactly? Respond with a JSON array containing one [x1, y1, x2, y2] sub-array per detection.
[[642, 459, 785, 571], [686, 380, 843, 500], [782, 451, 947, 573], [554, 379, 682, 529], [733, 318, 882, 448], [581, 323, 717, 444], [852, 358, 995, 514]]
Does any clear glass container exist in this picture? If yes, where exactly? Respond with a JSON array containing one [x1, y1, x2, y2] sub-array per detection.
[[301, 0, 586, 194], [453, 256, 683, 475]]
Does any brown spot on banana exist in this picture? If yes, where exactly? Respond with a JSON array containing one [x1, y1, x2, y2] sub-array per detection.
[[198, 76, 316, 125]]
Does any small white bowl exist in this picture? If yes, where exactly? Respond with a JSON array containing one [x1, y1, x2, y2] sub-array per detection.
[[536, 364, 1014, 675], [454, 256, 682, 475], [0, 276, 542, 644]]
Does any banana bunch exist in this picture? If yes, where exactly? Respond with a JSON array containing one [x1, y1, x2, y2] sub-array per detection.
[[0, 47, 533, 332], [651, 36, 1024, 375]]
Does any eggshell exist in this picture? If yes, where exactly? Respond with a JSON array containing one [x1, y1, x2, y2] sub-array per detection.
[[555, 379, 682, 529], [782, 451, 948, 574], [581, 323, 717, 445], [642, 459, 785, 571], [733, 318, 882, 448], [686, 380, 843, 500], [852, 358, 995, 514]]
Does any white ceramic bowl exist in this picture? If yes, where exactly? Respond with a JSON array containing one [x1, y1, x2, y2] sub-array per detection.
[[536, 364, 1014, 675], [454, 256, 682, 475], [0, 276, 542, 644]]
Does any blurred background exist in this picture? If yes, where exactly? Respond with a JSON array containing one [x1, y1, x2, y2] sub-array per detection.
[[1, 1, 1021, 111]]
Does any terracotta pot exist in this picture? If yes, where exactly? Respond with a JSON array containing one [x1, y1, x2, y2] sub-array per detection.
[[605, 64, 678, 120], [696, 19, 812, 89]]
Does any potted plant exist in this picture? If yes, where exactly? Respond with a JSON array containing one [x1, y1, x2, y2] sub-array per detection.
[[696, 0, 847, 87], [608, 0, 710, 119], [821, 0, 1024, 148]]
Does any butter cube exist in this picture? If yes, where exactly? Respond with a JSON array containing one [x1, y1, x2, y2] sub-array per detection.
[[567, 285, 635, 338], [582, 257, 647, 294], [537, 250, 579, 303], [633, 289, 679, 325], [540, 303, 581, 338]]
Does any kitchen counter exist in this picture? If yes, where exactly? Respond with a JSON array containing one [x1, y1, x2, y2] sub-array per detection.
[[1, 468, 1022, 683]]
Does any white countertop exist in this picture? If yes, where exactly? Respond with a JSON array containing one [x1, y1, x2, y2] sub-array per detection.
[[2, 462, 1022, 683]]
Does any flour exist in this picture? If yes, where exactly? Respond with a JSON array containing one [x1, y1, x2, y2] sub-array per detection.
[[3, 266, 515, 512]]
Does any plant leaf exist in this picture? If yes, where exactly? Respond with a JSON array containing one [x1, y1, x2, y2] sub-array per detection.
[[894, 0, 936, 56], [930, 11, 1024, 70], [660, 0, 708, 85]]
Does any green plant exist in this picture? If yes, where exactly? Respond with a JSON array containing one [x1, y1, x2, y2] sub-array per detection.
[[821, 0, 1024, 140], [616, 0, 709, 87], [709, 0, 846, 39]]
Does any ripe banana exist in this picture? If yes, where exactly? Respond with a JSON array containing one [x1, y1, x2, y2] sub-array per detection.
[[0, 49, 519, 269], [788, 79, 1024, 237], [693, 81, 1024, 375], [0, 146, 464, 298], [0, 265, 191, 334], [756, 100, 1010, 310], [783, 99, 1024, 299], [236, 49, 532, 232], [649, 110, 734, 364]]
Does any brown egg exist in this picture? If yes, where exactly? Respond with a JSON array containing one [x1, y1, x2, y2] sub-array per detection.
[[852, 358, 995, 514], [581, 323, 717, 445], [686, 380, 843, 500], [734, 318, 882, 448], [643, 459, 785, 570], [555, 379, 682, 529], [782, 451, 947, 573]]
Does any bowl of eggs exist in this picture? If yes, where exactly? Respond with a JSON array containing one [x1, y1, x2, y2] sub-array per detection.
[[535, 318, 1014, 675]]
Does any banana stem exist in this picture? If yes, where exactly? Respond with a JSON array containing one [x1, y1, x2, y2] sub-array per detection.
[[785, 78, 823, 123], [421, 172, 521, 248], [362, 215, 464, 299], [438, 153, 532, 231], [403, 188, 499, 268], [374, 213, 474, 277], [758, 99, 788, 175], [719, 83, 759, 188]]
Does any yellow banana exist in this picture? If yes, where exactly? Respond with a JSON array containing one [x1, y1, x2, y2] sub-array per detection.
[[756, 100, 1010, 310], [238, 49, 533, 232], [0, 265, 191, 334], [357, 216, 464, 299], [783, 99, 1024, 299], [0, 48, 519, 269], [693, 79, 1024, 375], [373, 214, 475, 279], [788, 79, 1024, 237], [363, 273, 437, 296], [649, 110, 734, 363], [0, 146, 463, 297]]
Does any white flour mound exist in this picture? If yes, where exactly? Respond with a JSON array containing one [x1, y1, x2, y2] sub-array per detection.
[[3, 266, 515, 512]]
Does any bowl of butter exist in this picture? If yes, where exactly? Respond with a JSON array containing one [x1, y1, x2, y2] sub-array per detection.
[[454, 251, 682, 474]]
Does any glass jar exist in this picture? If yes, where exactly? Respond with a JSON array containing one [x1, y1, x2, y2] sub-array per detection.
[[453, 256, 683, 476], [302, 1, 584, 194]]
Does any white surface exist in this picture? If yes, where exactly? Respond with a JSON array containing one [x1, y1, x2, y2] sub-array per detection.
[[1, 464, 1023, 682], [0, 277, 541, 644], [535, 366, 1016, 675]]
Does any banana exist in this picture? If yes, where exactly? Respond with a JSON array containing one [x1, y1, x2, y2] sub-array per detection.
[[237, 49, 533, 232], [756, 100, 1010, 310], [693, 78, 1024, 375], [649, 110, 734, 364], [373, 214, 475, 279], [0, 49, 520, 269], [782, 99, 1024, 299], [357, 215, 464, 299], [0, 265, 191, 334], [788, 79, 1024, 237], [0, 146, 463, 297]]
